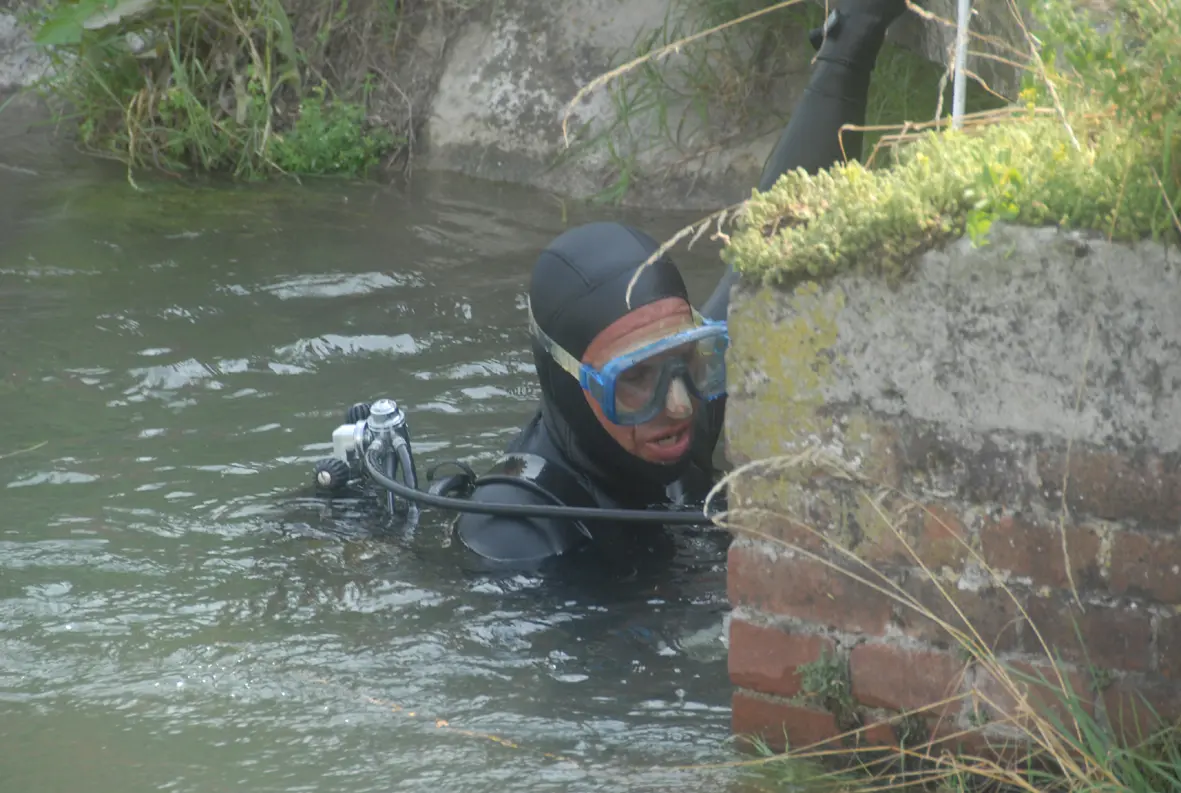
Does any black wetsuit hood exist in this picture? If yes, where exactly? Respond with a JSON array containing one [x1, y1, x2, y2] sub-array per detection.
[[528, 221, 692, 506], [451, 0, 907, 570]]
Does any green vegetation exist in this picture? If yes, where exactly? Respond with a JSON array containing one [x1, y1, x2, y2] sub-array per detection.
[[562, 0, 1002, 204], [711, 475, 1181, 792], [799, 649, 857, 727], [743, 694, 1181, 793], [722, 0, 1181, 285], [20, 0, 462, 180]]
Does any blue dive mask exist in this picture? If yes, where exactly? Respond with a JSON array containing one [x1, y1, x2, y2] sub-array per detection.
[[528, 299, 729, 426]]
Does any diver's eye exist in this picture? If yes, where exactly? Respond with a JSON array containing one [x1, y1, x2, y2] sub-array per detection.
[[618, 362, 660, 389]]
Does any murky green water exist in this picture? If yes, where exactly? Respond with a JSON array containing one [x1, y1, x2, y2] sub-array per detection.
[[1, 144, 744, 792]]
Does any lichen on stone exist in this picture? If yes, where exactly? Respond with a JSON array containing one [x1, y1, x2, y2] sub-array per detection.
[[722, 108, 1176, 286]]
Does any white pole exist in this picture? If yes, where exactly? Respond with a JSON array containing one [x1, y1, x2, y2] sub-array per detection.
[[952, 0, 971, 129]]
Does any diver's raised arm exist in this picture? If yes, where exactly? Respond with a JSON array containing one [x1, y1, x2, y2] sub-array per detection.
[[699, 0, 909, 321]]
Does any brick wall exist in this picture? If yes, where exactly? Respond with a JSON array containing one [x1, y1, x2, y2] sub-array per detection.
[[723, 226, 1181, 755]]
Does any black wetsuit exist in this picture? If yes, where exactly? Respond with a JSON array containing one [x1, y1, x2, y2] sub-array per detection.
[[453, 0, 908, 571]]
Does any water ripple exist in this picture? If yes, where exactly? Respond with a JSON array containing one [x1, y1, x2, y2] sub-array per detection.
[[252, 272, 425, 300], [0, 173, 738, 793], [274, 333, 425, 363], [7, 470, 100, 488]]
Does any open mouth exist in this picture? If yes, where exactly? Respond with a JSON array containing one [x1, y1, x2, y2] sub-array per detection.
[[645, 423, 692, 458], [653, 428, 688, 447]]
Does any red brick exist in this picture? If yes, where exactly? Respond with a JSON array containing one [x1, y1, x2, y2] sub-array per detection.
[[896, 575, 1022, 653], [850, 643, 968, 712], [1103, 676, 1181, 745], [856, 502, 971, 569], [972, 660, 1096, 729], [1109, 529, 1181, 604], [980, 514, 1103, 591], [728, 541, 891, 634], [727, 472, 865, 555], [857, 719, 899, 747], [1024, 595, 1153, 671], [727, 498, 829, 554], [1038, 448, 1181, 528], [855, 715, 966, 757], [728, 618, 836, 698], [1161, 616, 1180, 681], [732, 690, 840, 754], [914, 504, 971, 570]]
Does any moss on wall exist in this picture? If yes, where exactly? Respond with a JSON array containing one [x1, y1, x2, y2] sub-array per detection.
[[725, 282, 843, 459], [723, 110, 1174, 286], [720, 0, 1180, 285]]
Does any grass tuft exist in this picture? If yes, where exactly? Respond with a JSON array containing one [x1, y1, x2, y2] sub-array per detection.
[[21, 0, 475, 181]]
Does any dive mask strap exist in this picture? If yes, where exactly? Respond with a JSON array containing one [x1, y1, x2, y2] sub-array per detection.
[[527, 300, 588, 386]]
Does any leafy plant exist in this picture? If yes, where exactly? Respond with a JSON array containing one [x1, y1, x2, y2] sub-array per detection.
[[26, 0, 408, 180], [800, 649, 857, 724], [1030, 0, 1180, 232], [271, 82, 396, 176]]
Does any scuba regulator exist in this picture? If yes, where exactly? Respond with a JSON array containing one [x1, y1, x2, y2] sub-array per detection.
[[313, 398, 420, 518], [311, 399, 718, 525]]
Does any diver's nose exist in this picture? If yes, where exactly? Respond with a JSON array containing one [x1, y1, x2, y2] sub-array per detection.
[[664, 376, 693, 419]]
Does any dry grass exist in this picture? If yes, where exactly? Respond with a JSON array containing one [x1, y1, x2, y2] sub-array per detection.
[[0, 441, 48, 460], [690, 448, 1181, 792]]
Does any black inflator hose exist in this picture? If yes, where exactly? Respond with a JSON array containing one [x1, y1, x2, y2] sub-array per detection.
[[362, 449, 719, 526]]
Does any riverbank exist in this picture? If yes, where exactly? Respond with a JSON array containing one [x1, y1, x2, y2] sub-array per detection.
[[2, 0, 1014, 210]]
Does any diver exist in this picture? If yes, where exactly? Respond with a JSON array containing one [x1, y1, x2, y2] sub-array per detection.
[[310, 0, 910, 567], [443, 0, 913, 569]]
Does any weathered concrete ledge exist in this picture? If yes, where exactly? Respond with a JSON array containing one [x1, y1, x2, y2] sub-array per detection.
[[724, 223, 1181, 752]]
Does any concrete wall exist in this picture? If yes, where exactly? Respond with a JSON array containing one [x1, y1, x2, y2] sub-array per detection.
[[1, 0, 802, 208], [0, 11, 57, 175], [3, 0, 1028, 209], [421, 0, 1024, 209], [723, 224, 1181, 752], [421, 0, 811, 210], [0, 9, 46, 90]]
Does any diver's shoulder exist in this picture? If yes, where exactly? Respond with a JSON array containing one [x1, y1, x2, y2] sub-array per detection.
[[454, 481, 589, 566], [452, 450, 597, 566]]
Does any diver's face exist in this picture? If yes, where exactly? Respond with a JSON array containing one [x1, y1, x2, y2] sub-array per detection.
[[582, 297, 697, 465]]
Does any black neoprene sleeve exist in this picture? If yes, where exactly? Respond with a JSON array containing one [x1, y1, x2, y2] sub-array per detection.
[[690, 2, 906, 476], [699, 4, 899, 321]]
